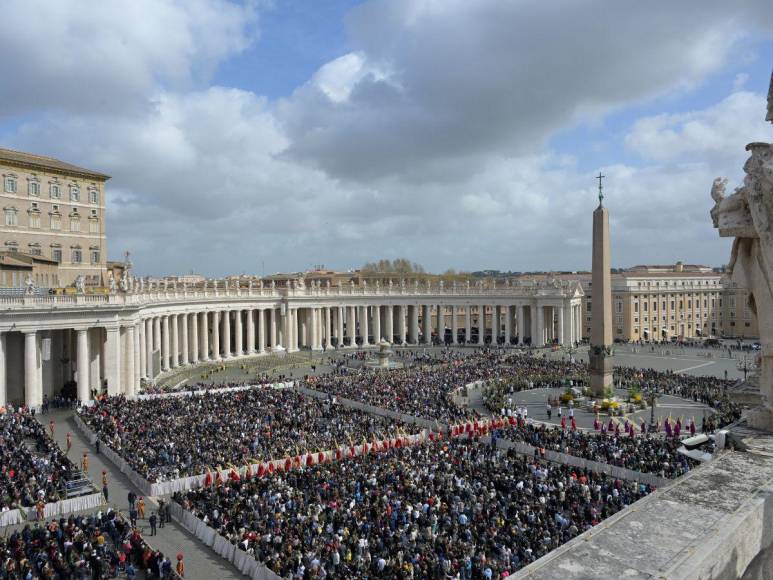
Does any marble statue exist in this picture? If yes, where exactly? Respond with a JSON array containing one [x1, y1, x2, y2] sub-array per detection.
[[108, 276, 117, 293], [711, 72, 773, 428], [24, 275, 36, 295], [75, 275, 85, 294]]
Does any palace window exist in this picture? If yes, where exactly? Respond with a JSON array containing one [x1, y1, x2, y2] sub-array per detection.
[[28, 243, 41, 256], [50, 214, 61, 230], [71, 248, 82, 263], [89, 188, 99, 204], [28, 180, 40, 196], [70, 217, 80, 232], [29, 211, 40, 229], [90, 250, 100, 264], [88, 217, 99, 234], [50, 183, 61, 199], [4, 207, 18, 226], [4, 176, 17, 193], [51, 247, 62, 262]]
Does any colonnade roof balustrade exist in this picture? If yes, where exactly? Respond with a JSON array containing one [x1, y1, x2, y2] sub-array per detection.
[[0, 276, 584, 313]]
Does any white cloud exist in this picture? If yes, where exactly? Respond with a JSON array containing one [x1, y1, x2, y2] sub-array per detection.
[[1, 0, 772, 277], [0, 0, 257, 118], [625, 92, 773, 164]]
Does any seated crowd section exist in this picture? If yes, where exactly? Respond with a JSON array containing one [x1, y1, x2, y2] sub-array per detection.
[[68, 347, 741, 579], [174, 440, 649, 578], [0, 409, 80, 511], [78, 388, 423, 483], [0, 508, 173, 578]]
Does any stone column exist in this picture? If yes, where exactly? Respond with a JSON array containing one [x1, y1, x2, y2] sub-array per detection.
[[223, 310, 233, 358], [200, 312, 209, 360], [234, 309, 243, 357], [105, 327, 121, 396], [347, 306, 357, 347], [222, 310, 232, 358], [335, 307, 343, 347], [478, 305, 485, 345], [360, 306, 370, 346], [161, 316, 170, 370], [409, 305, 419, 344], [180, 314, 189, 365], [422, 304, 432, 344], [246, 309, 255, 354], [0, 332, 5, 408], [270, 308, 279, 351], [492, 306, 500, 345], [133, 323, 141, 394], [257, 310, 265, 352], [212, 311, 221, 360], [436, 305, 444, 344], [385, 306, 394, 342], [291, 309, 299, 351], [517, 305, 525, 345], [24, 331, 41, 410], [398, 305, 407, 344], [451, 306, 458, 344], [465, 306, 472, 344], [504, 306, 511, 346], [145, 319, 153, 377], [139, 322, 146, 380], [372, 305, 381, 342], [559, 304, 567, 346], [311, 308, 322, 350], [153, 316, 161, 359], [324, 307, 331, 348], [190, 312, 199, 363], [77, 329, 90, 404], [170, 314, 179, 368], [126, 325, 136, 397], [536, 304, 545, 347]]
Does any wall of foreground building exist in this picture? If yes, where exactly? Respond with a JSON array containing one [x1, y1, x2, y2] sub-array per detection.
[[515, 424, 773, 580]]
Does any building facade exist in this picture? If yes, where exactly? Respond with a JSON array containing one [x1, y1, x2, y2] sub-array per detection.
[[0, 148, 110, 288]]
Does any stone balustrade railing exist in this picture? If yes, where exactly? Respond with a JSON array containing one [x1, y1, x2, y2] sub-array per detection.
[[2, 278, 581, 309]]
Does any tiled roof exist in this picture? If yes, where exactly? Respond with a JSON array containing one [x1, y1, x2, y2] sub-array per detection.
[[0, 147, 110, 180]]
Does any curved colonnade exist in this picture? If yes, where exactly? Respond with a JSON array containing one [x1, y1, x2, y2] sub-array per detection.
[[0, 280, 583, 409]]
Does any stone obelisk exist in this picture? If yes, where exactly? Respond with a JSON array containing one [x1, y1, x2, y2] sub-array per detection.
[[589, 173, 613, 396]]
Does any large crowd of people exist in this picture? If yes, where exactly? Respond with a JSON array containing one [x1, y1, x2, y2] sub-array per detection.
[[495, 422, 697, 479], [174, 439, 649, 579], [308, 350, 541, 422], [78, 388, 422, 483], [0, 508, 173, 578], [0, 409, 80, 510]]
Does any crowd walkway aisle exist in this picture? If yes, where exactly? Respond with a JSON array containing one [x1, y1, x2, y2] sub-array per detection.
[[41, 408, 243, 580]]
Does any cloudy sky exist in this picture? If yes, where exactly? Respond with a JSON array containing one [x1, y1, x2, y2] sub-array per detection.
[[1, 0, 772, 276]]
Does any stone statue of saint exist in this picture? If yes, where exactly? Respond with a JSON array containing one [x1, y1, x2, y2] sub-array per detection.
[[75, 275, 85, 294], [711, 73, 773, 428], [24, 275, 36, 295], [108, 276, 117, 293]]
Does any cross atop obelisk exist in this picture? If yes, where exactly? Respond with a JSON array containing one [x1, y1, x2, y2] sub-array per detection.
[[589, 172, 613, 396], [596, 172, 605, 206]]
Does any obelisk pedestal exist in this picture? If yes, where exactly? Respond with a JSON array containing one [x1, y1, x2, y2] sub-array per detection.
[[589, 184, 613, 397]]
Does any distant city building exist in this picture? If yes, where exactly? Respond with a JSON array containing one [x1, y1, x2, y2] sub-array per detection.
[[514, 261, 758, 341], [0, 147, 110, 287]]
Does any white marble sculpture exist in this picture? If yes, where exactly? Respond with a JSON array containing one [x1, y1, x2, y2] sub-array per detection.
[[711, 71, 773, 428], [24, 275, 36, 295]]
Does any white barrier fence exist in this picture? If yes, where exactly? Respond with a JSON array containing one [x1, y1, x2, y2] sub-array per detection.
[[0, 492, 105, 528], [170, 502, 281, 580]]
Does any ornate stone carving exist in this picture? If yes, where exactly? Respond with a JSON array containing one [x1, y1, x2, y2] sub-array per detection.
[[24, 275, 36, 295], [711, 73, 773, 428], [74, 275, 85, 294]]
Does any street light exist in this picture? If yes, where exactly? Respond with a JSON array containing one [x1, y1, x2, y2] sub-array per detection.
[[644, 387, 659, 432]]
